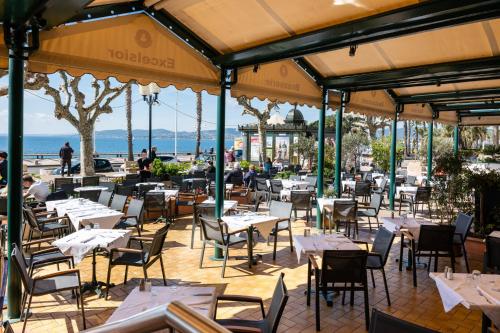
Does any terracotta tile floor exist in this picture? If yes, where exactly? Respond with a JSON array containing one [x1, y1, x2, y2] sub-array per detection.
[[10, 205, 483, 333]]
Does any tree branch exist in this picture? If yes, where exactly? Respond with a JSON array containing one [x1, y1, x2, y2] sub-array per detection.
[[90, 80, 132, 123], [237, 96, 263, 121]]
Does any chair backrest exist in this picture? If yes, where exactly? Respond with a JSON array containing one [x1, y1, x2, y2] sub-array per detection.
[[146, 177, 163, 183], [138, 184, 156, 198], [264, 273, 289, 333], [79, 190, 101, 202], [371, 227, 396, 266], [191, 171, 206, 179], [0, 197, 6, 215], [54, 177, 73, 191], [10, 244, 33, 291], [170, 175, 184, 188], [415, 186, 432, 202], [199, 216, 226, 244], [454, 213, 473, 243], [290, 191, 311, 209], [417, 224, 455, 252], [354, 181, 371, 196], [270, 180, 283, 194], [98, 191, 113, 206], [100, 182, 116, 192], [148, 224, 170, 258], [126, 198, 144, 219], [59, 183, 76, 196], [379, 178, 388, 192], [125, 173, 140, 181], [82, 176, 100, 187], [332, 200, 357, 221], [22, 207, 39, 230], [289, 175, 301, 181], [306, 176, 317, 187], [369, 309, 438, 333], [115, 184, 134, 197], [229, 175, 243, 186], [191, 179, 207, 193], [406, 175, 417, 185], [370, 193, 383, 213], [255, 178, 268, 191], [110, 194, 128, 212], [144, 192, 166, 210], [46, 190, 68, 202], [269, 201, 293, 220], [485, 235, 500, 273], [320, 250, 367, 284], [123, 179, 139, 187]]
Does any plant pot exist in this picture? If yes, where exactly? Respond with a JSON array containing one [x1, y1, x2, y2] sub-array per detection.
[[465, 236, 485, 264]]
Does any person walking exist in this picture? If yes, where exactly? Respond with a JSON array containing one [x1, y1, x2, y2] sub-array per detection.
[[0, 152, 7, 186], [59, 142, 74, 177]]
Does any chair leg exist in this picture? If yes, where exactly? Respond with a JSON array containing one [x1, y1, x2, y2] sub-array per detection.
[[136, 225, 142, 237], [463, 243, 470, 273], [411, 242, 417, 287], [381, 268, 391, 306], [273, 231, 278, 261], [434, 252, 439, 272], [190, 219, 197, 249], [288, 226, 293, 252], [124, 265, 129, 285], [367, 217, 372, 231], [399, 235, 404, 272], [307, 260, 311, 306], [105, 260, 112, 299], [78, 288, 86, 329], [221, 246, 229, 278], [22, 293, 34, 333], [199, 241, 206, 268], [350, 283, 354, 306], [364, 286, 370, 330], [315, 272, 320, 331], [376, 216, 380, 228], [142, 266, 148, 280], [450, 250, 456, 273], [370, 269, 375, 288], [159, 256, 167, 286]]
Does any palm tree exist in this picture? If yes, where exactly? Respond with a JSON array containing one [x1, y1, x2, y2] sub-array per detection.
[[126, 84, 133, 161], [195, 91, 202, 158]]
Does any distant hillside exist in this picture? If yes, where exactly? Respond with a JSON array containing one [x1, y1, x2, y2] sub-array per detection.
[[96, 128, 241, 140]]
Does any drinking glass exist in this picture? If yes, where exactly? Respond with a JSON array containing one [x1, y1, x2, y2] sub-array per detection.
[[93, 223, 100, 229]]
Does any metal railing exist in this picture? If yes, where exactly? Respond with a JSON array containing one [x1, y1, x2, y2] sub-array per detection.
[[81, 301, 230, 333]]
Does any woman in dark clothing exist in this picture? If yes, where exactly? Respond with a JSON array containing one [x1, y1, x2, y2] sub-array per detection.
[[137, 149, 152, 181], [0, 152, 7, 185]]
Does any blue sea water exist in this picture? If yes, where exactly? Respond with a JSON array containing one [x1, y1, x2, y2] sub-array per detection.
[[0, 135, 234, 155]]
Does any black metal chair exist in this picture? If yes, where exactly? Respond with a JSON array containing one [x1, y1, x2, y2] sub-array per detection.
[[199, 216, 249, 278], [357, 193, 383, 231], [453, 213, 473, 273], [255, 177, 269, 202], [144, 192, 166, 221], [369, 308, 438, 333], [190, 204, 215, 249], [11, 244, 85, 333], [269, 180, 283, 201], [405, 175, 417, 186], [99, 181, 116, 192], [22, 207, 70, 241], [125, 173, 140, 182], [176, 191, 197, 216], [400, 224, 455, 287], [307, 250, 369, 331], [82, 176, 100, 187], [399, 186, 432, 218], [59, 183, 76, 197], [98, 190, 113, 206], [214, 273, 288, 333], [290, 191, 312, 223], [115, 198, 144, 235], [21, 236, 74, 277], [325, 200, 358, 238], [170, 175, 184, 188], [105, 224, 170, 299], [353, 181, 371, 203], [53, 177, 73, 192], [484, 235, 500, 274], [305, 175, 317, 191], [228, 175, 244, 187], [79, 189, 101, 202], [191, 179, 207, 194], [268, 201, 293, 260], [373, 178, 388, 195], [46, 190, 68, 202], [137, 184, 156, 198], [354, 227, 395, 305], [115, 184, 134, 197], [110, 194, 128, 212]]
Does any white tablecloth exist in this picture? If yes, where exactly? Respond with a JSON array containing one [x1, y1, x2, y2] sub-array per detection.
[[293, 234, 361, 263], [46, 198, 124, 230], [107, 286, 216, 324], [316, 198, 352, 212], [267, 179, 309, 190], [74, 186, 109, 193], [430, 272, 500, 327], [222, 214, 279, 240], [342, 180, 356, 190], [136, 182, 165, 188], [149, 189, 179, 200], [381, 217, 432, 240], [490, 231, 500, 239], [53, 229, 131, 264], [201, 199, 238, 212], [396, 186, 418, 197]]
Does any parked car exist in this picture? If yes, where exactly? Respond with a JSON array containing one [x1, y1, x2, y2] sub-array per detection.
[[157, 155, 178, 163], [52, 158, 114, 175]]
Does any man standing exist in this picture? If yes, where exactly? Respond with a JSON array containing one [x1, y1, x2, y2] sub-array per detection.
[[59, 142, 74, 176], [0, 152, 7, 185], [150, 146, 158, 160], [23, 175, 49, 203]]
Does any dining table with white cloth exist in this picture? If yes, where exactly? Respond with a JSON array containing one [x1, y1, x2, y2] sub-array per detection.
[[293, 233, 361, 263], [341, 180, 356, 191], [148, 189, 179, 200], [106, 286, 216, 324], [201, 199, 238, 212], [430, 272, 500, 331], [46, 198, 124, 231], [381, 216, 433, 240], [396, 185, 418, 197], [316, 197, 353, 212], [73, 185, 109, 193], [267, 179, 309, 190], [222, 213, 279, 268]]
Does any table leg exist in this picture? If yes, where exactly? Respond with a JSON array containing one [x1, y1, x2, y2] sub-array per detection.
[[482, 313, 491, 333], [248, 226, 253, 268], [81, 248, 114, 297]]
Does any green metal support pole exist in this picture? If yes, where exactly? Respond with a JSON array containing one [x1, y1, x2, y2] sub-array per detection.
[[388, 111, 398, 211], [316, 88, 327, 229], [427, 120, 434, 180], [453, 125, 459, 157], [213, 69, 227, 259], [334, 92, 347, 198], [7, 27, 26, 320]]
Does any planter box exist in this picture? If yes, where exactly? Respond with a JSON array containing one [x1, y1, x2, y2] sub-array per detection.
[[177, 194, 207, 216], [465, 236, 485, 264]]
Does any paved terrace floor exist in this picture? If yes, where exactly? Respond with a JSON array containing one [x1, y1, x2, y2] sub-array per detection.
[[10, 205, 483, 333]]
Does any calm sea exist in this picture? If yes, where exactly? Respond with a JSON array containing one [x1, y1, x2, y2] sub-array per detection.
[[0, 135, 234, 155]]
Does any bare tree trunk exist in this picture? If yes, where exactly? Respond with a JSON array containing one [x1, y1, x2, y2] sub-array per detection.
[[404, 120, 408, 156], [258, 121, 267, 163], [126, 85, 133, 161], [80, 124, 95, 176], [494, 126, 500, 146], [195, 92, 202, 158]]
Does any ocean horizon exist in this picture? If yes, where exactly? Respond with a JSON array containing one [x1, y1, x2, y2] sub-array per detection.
[[0, 135, 234, 155]]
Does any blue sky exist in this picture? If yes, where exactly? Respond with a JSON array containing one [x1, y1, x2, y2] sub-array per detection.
[[0, 73, 327, 135]]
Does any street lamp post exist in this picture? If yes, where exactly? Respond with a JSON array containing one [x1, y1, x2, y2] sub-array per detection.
[[139, 83, 160, 157]]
